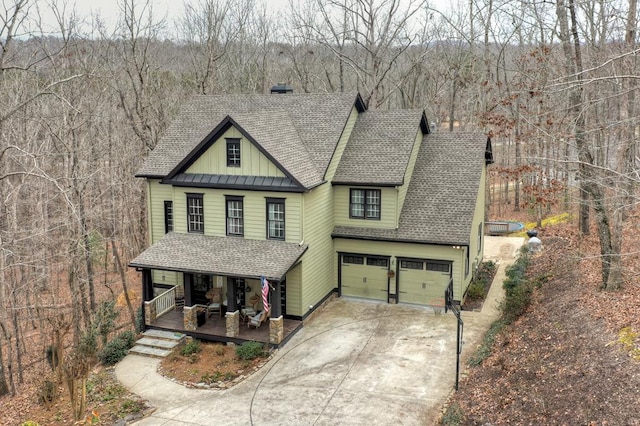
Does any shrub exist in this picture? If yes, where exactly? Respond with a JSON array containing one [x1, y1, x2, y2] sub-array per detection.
[[235, 341, 266, 360], [180, 339, 202, 356], [135, 307, 144, 333], [98, 331, 137, 366], [500, 247, 535, 324], [38, 378, 57, 407], [465, 279, 486, 300]]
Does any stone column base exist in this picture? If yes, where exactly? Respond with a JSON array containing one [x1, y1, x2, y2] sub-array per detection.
[[144, 301, 156, 326], [226, 310, 240, 337], [183, 305, 197, 331], [269, 315, 284, 345]]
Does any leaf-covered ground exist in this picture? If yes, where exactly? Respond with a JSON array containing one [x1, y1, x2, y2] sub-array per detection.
[[444, 223, 640, 425]]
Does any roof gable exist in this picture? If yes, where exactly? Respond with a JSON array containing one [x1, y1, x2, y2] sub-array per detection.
[[164, 115, 319, 189], [332, 109, 428, 186], [136, 92, 364, 188]]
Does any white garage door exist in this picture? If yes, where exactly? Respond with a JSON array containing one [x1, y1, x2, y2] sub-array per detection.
[[341, 254, 389, 301], [398, 259, 451, 306]]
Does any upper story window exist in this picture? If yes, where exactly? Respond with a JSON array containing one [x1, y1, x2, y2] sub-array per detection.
[[187, 193, 204, 233], [226, 196, 244, 236], [164, 200, 173, 233], [266, 198, 285, 240], [226, 138, 241, 167], [350, 189, 381, 220]]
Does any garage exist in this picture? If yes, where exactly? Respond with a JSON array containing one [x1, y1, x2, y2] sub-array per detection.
[[340, 253, 389, 301], [398, 259, 452, 305]]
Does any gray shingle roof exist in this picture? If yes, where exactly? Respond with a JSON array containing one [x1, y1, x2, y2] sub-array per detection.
[[332, 132, 488, 245], [137, 92, 361, 189], [129, 232, 307, 281], [333, 110, 425, 185]]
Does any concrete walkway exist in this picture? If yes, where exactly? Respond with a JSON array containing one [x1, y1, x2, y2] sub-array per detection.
[[115, 236, 523, 425]]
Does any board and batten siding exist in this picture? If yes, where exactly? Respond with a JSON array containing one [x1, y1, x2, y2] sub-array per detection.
[[397, 130, 423, 215], [333, 186, 398, 229], [172, 188, 301, 242], [186, 126, 286, 177], [334, 239, 465, 301]]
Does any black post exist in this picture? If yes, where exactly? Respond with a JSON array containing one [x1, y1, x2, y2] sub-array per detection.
[[445, 279, 464, 391], [271, 281, 282, 317]]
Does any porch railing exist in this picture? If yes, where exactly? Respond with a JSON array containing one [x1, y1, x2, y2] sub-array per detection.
[[153, 286, 176, 318]]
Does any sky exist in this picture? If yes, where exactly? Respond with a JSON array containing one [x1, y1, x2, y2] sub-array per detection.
[[34, 0, 450, 36]]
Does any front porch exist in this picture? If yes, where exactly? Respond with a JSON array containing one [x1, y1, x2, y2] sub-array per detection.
[[148, 308, 302, 347]]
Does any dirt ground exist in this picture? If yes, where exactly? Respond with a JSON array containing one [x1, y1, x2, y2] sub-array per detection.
[[444, 225, 640, 425], [158, 342, 268, 388]]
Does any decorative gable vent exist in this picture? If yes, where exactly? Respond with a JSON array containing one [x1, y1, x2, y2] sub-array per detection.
[[270, 83, 293, 94]]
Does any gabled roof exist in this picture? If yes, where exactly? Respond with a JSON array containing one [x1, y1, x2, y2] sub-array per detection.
[[332, 110, 428, 186], [129, 232, 307, 281], [136, 92, 365, 189], [332, 132, 489, 246]]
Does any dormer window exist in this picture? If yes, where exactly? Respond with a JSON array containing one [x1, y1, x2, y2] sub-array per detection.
[[350, 189, 381, 220], [227, 138, 241, 167]]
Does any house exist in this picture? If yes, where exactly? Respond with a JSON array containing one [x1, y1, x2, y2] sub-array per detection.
[[129, 90, 494, 346]]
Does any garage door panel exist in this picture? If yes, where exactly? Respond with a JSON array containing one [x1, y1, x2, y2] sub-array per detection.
[[341, 255, 388, 301], [399, 260, 450, 306]]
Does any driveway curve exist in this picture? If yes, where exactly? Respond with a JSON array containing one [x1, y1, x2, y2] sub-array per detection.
[[115, 236, 523, 425]]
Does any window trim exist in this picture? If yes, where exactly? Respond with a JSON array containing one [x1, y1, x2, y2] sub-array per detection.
[[226, 138, 241, 167], [164, 200, 173, 234], [349, 188, 381, 220], [225, 195, 244, 236], [266, 198, 286, 240], [186, 193, 204, 234]]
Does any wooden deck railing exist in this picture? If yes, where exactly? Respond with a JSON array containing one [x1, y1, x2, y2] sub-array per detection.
[[153, 287, 176, 318]]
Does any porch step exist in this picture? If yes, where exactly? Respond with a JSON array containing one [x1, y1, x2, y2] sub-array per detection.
[[129, 345, 172, 358], [128, 329, 186, 359], [142, 329, 186, 342]]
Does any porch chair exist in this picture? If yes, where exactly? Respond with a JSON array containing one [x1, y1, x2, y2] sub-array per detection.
[[205, 287, 222, 318], [247, 310, 267, 328]]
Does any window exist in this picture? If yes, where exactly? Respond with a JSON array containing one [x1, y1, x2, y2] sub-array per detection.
[[366, 257, 389, 267], [227, 138, 241, 167], [226, 196, 244, 236], [164, 201, 173, 233], [400, 260, 423, 270], [426, 262, 450, 273], [343, 255, 364, 265], [187, 194, 204, 233], [266, 198, 285, 240], [350, 189, 381, 219]]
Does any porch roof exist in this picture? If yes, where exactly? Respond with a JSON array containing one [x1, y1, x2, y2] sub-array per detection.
[[129, 232, 308, 281]]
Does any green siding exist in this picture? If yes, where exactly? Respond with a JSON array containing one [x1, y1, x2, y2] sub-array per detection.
[[186, 126, 286, 177], [169, 188, 301, 241], [333, 186, 397, 229], [398, 130, 423, 217], [325, 106, 359, 181], [334, 239, 465, 300], [284, 263, 302, 316], [148, 179, 173, 244], [464, 162, 487, 294], [300, 183, 336, 314]]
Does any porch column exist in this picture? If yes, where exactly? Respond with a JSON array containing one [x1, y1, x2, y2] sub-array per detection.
[[270, 281, 282, 318], [226, 278, 237, 312], [141, 268, 154, 326], [141, 268, 153, 301], [269, 281, 283, 345], [184, 273, 194, 306]]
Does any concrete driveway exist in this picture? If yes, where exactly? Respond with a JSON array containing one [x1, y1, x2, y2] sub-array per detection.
[[115, 236, 523, 425]]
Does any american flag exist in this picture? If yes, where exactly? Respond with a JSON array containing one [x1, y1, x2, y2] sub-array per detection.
[[261, 276, 270, 314]]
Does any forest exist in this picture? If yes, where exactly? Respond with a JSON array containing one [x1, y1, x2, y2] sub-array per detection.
[[1, 0, 639, 422]]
